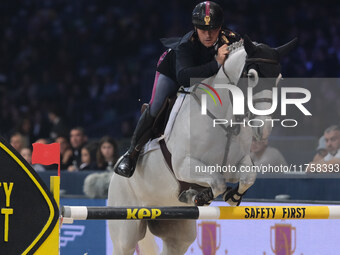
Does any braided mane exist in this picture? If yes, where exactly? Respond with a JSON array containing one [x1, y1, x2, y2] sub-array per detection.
[[227, 40, 244, 56]]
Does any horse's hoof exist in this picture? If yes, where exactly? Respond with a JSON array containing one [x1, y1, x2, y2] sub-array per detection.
[[178, 189, 198, 204], [194, 188, 214, 206], [223, 185, 246, 206]]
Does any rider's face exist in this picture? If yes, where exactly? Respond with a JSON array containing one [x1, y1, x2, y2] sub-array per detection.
[[196, 27, 221, 48]]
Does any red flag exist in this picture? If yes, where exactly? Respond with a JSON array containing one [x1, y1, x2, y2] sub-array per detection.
[[32, 143, 60, 175]]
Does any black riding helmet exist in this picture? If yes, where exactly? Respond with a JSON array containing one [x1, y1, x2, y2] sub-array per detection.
[[192, 1, 224, 30]]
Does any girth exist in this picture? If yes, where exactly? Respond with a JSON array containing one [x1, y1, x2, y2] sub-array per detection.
[[159, 139, 207, 195]]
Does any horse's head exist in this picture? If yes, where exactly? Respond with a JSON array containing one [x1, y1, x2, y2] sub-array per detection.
[[223, 35, 297, 140]]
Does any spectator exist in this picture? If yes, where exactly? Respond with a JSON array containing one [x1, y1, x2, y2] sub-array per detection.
[[250, 138, 288, 167], [48, 108, 69, 140], [55, 136, 73, 170], [20, 147, 32, 164], [311, 136, 328, 162], [79, 143, 98, 170], [10, 132, 27, 152], [307, 125, 340, 172], [16, 118, 34, 147], [20, 147, 45, 172], [97, 136, 119, 171], [68, 127, 88, 171], [34, 138, 49, 144], [83, 137, 118, 197]]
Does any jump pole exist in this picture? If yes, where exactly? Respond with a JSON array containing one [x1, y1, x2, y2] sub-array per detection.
[[62, 205, 340, 221]]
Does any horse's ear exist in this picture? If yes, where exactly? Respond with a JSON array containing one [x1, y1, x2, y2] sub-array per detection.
[[275, 38, 298, 59], [243, 35, 257, 56]]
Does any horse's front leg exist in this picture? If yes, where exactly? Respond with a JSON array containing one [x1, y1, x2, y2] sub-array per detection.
[[175, 156, 228, 205], [223, 154, 256, 206]]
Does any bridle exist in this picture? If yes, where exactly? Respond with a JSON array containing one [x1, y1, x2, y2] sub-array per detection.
[[245, 58, 280, 105], [222, 57, 279, 84], [222, 55, 280, 102]]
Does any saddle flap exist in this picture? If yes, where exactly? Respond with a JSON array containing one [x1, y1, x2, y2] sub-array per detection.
[[145, 96, 177, 139]]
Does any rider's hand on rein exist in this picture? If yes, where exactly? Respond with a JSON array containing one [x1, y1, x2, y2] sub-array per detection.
[[216, 44, 230, 65]]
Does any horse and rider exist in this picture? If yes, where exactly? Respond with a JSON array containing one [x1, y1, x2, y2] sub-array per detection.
[[108, 2, 297, 254]]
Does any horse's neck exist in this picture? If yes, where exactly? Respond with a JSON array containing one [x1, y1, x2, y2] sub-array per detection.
[[182, 51, 247, 121], [222, 49, 247, 85], [199, 50, 247, 119]]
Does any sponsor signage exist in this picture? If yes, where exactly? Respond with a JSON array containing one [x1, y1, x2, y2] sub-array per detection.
[[0, 137, 59, 254]]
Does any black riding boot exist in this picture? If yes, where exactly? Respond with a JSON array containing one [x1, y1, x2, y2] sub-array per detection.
[[114, 106, 155, 177]]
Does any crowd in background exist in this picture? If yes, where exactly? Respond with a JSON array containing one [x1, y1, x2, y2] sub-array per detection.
[[10, 127, 119, 172], [0, 0, 340, 157]]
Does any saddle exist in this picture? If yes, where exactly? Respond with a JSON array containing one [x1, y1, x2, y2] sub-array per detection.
[[141, 97, 207, 198], [141, 96, 177, 138]]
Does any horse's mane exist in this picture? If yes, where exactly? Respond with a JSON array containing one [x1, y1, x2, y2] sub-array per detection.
[[227, 40, 261, 57], [227, 40, 244, 56]]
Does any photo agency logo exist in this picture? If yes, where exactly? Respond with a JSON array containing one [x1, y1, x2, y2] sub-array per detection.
[[198, 82, 223, 115], [199, 82, 312, 128]]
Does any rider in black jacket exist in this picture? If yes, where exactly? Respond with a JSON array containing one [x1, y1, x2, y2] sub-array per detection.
[[114, 1, 241, 178]]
